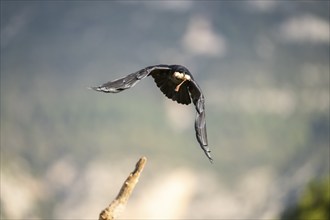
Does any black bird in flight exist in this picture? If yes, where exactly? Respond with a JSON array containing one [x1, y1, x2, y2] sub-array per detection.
[[91, 64, 213, 163]]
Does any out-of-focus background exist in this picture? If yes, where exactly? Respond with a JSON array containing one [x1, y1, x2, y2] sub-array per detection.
[[1, 1, 329, 219]]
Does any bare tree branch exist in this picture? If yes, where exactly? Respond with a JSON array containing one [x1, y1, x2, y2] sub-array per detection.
[[99, 156, 147, 220]]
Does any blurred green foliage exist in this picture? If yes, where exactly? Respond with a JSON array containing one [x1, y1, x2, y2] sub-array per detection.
[[280, 177, 330, 220]]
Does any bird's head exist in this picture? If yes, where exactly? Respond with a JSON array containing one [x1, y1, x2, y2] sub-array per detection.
[[172, 69, 192, 92], [171, 65, 193, 81]]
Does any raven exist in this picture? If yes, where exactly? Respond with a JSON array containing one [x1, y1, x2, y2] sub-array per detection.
[[91, 64, 212, 163]]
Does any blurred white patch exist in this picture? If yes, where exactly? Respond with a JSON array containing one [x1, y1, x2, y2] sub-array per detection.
[[164, 98, 194, 132], [182, 16, 227, 57], [278, 14, 329, 44], [238, 168, 274, 212], [1, 160, 44, 219], [53, 159, 131, 219], [53, 158, 197, 219], [123, 168, 197, 219], [187, 167, 282, 219], [45, 157, 77, 191]]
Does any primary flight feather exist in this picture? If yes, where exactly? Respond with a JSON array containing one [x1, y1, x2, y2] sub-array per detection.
[[91, 64, 212, 162]]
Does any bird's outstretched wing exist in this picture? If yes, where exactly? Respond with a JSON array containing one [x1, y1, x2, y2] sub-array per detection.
[[188, 80, 213, 163], [91, 65, 171, 93]]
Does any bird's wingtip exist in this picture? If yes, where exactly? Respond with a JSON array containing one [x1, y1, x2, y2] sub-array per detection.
[[88, 86, 99, 91], [204, 149, 213, 164]]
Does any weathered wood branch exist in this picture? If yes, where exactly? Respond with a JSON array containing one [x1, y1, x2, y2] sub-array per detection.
[[99, 156, 147, 220]]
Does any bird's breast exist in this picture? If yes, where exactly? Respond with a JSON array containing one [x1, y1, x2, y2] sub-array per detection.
[[170, 74, 184, 85]]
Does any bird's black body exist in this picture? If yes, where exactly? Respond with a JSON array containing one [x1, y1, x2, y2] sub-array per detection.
[[152, 65, 192, 105], [91, 64, 212, 162]]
